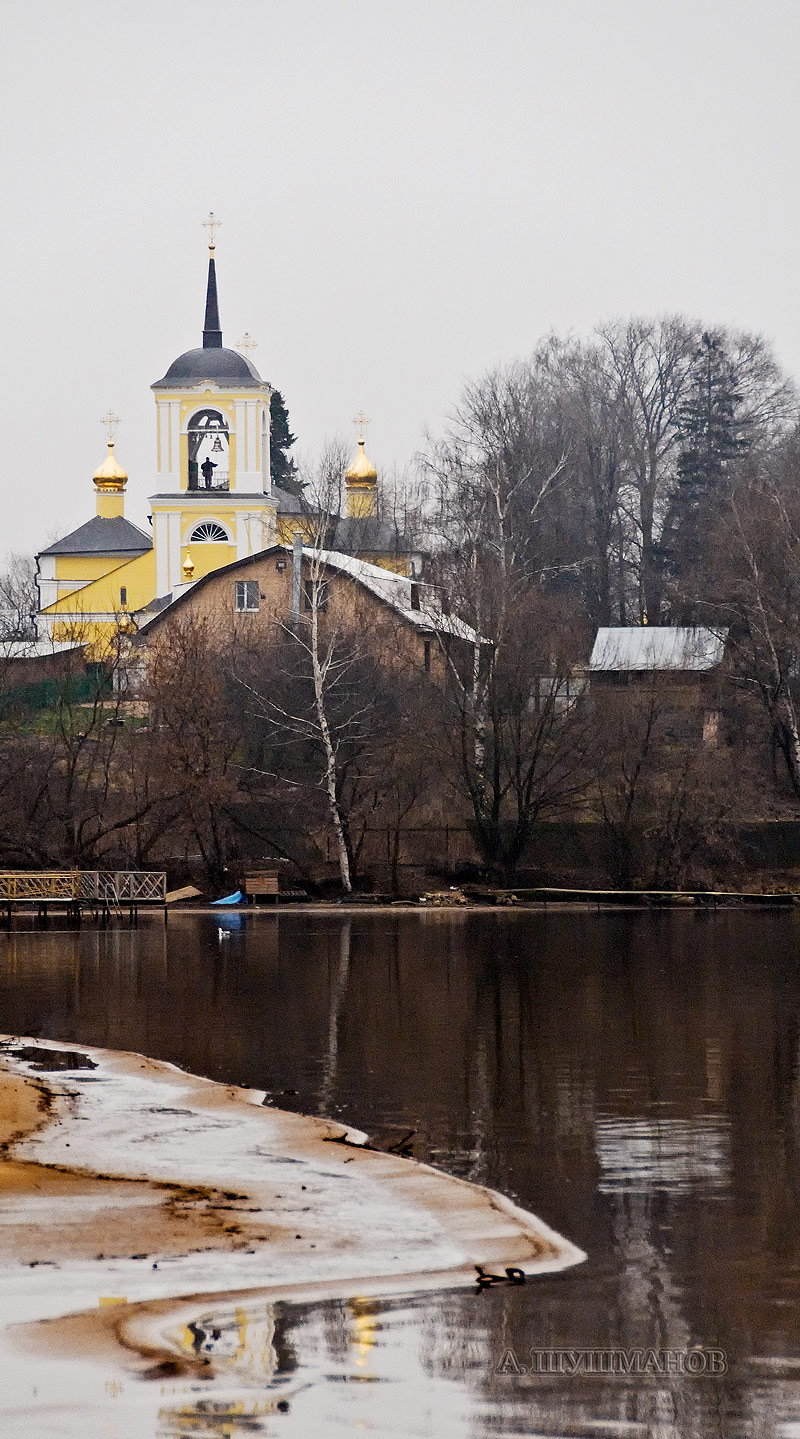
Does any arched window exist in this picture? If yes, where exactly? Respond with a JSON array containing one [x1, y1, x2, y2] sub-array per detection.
[[190, 522, 229, 543], [187, 409, 230, 492]]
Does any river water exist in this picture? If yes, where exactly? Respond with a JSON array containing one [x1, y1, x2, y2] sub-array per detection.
[[2, 908, 800, 1437]]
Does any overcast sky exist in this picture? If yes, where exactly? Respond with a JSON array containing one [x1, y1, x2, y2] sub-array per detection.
[[3, 0, 800, 553]]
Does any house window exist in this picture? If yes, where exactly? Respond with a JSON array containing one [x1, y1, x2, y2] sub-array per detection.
[[535, 674, 588, 714], [235, 580, 260, 612], [120, 586, 127, 606], [191, 522, 229, 543], [423, 639, 431, 673], [303, 579, 329, 613]]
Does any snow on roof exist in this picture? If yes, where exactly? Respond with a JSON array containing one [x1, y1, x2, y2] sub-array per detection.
[[589, 626, 728, 673], [311, 548, 482, 643], [136, 545, 483, 647], [0, 638, 85, 659]]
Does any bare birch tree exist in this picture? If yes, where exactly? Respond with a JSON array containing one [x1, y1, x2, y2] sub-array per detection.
[[236, 442, 412, 893]]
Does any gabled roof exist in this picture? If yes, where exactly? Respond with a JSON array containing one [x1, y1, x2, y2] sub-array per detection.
[[298, 548, 480, 642], [135, 544, 481, 646], [589, 626, 728, 673], [39, 515, 153, 558]]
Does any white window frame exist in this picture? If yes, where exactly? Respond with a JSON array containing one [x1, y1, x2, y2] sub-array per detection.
[[235, 579, 260, 613]]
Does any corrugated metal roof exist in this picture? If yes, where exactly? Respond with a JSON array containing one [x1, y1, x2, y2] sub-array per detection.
[[39, 516, 152, 558], [589, 626, 728, 672]]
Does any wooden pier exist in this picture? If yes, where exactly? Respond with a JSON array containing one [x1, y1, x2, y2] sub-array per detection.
[[0, 871, 168, 927]]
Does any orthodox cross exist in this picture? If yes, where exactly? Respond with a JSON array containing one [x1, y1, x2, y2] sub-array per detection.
[[202, 211, 221, 250], [353, 410, 370, 444], [236, 332, 257, 359], [100, 410, 120, 445]]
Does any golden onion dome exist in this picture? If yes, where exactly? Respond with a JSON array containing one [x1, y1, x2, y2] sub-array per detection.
[[93, 440, 128, 490], [345, 438, 378, 484]]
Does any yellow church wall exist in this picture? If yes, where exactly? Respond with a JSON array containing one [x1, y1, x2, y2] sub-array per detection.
[[50, 618, 120, 655], [346, 486, 377, 520], [184, 505, 239, 536], [96, 493, 125, 519], [183, 544, 237, 580], [275, 515, 316, 545], [55, 555, 129, 584], [180, 394, 236, 427], [149, 503, 247, 545], [362, 554, 411, 576], [44, 550, 157, 624]]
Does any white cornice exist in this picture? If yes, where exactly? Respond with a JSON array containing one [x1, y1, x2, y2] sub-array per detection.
[[149, 492, 275, 504]]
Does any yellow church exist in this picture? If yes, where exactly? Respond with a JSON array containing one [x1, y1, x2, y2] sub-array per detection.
[[36, 225, 411, 653]]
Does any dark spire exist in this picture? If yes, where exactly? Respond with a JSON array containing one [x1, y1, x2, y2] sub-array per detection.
[[203, 252, 222, 349]]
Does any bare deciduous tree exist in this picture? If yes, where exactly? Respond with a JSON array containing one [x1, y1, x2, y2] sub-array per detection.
[[0, 552, 38, 642]]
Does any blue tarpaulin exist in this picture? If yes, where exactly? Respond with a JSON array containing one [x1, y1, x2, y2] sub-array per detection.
[[211, 890, 244, 906]]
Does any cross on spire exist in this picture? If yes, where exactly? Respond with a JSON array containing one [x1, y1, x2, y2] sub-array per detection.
[[100, 410, 120, 445], [353, 410, 370, 444], [202, 211, 221, 250], [236, 332, 257, 359]]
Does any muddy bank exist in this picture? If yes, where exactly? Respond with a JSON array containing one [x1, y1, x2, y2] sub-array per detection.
[[0, 1034, 583, 1435]]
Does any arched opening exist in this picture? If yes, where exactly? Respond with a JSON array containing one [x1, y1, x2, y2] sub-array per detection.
[[187, 409, 230, 492]]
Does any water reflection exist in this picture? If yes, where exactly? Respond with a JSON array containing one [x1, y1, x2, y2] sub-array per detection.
[[155, 1288, 800, 1438], [317, 919, 351, 1117], [4, 910, 800, 1435], [595, 1115, 731, 1191]]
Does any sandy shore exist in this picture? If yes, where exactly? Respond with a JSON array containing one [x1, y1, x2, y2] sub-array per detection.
[[0, 1034, 584, 1436]]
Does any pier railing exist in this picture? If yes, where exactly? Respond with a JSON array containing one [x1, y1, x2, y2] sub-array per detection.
[[0, 871, 167, 903]]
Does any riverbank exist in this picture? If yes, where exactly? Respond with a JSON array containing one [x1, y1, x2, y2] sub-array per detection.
[[0, 1035, 584, 1436]]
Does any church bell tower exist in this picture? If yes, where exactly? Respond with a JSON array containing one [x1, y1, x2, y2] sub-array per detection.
[[148, 215, 277, 597]]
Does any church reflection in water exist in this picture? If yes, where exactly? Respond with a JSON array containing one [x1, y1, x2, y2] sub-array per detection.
[[4, 908, 800, 1437]]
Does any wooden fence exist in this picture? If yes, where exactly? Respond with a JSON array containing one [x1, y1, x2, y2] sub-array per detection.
[[0, 872, 167, 903]]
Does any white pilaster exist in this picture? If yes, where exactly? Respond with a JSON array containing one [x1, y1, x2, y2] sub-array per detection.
[[262, 403, 270, 491], [37, 581, 59, 608], [234, 399, 265, 490], [154, 512, 170, 596], [170, 402, 181, 485], [168, 512, 181, 592]]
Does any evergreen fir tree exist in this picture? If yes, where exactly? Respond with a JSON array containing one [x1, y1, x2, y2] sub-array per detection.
[[269, 390, 300, 492], [676, 330, 749, 502], [662, 330, 751, 609]]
